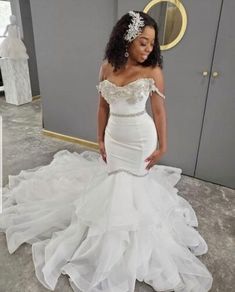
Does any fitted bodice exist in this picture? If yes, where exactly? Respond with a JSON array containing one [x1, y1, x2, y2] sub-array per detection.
[[96, 77, 165, 115]]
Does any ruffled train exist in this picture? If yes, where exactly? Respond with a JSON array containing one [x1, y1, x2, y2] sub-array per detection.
[[0, 149, 213, 292]]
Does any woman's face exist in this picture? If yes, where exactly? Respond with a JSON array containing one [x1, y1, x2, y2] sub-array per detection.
[[128, 25, 155, 63]]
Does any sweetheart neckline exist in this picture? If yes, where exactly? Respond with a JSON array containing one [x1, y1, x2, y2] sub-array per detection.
[[99, 77, 155, 88]]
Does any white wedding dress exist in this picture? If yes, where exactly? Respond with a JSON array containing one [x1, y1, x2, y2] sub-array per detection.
[[0, 24, 29, 59], [0, 78, 213, 292]]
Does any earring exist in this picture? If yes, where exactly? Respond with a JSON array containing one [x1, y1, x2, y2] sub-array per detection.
[[124, 47, 129, 58]]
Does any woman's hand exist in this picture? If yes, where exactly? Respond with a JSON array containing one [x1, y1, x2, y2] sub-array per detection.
[[145, 148, 166, 170], [98, 141, 107, 163]]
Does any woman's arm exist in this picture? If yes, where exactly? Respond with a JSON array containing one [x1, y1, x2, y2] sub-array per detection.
[[97, 62, 110, 143], [144, 67, 168, 170], [97, 62, 110, 162], [150, 66, 167, 153]]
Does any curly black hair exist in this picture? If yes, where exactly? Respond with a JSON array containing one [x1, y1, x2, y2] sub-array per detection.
[[103, 10, 163, 72]]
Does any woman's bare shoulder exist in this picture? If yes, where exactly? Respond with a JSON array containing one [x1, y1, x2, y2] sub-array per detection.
[[147, 65, 165, 95], [147, 65, 163, 78], [147, 65, 164, 86], [99, 60, 112, 80]]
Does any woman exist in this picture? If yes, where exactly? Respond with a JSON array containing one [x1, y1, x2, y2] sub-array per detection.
[[97, 10, 166, 173], [0, 10, 213, 292]]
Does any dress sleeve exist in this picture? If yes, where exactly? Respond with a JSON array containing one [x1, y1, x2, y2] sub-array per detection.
[[149, 79, 166, 99]]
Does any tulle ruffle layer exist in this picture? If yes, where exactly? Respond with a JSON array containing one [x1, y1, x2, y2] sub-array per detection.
[[0, 150, 213, 292]]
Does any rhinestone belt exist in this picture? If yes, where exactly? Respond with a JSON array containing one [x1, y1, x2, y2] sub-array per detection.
[[110, 109, 146, 117]]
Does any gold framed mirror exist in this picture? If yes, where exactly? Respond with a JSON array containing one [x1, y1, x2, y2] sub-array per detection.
[[143, 0, 187, 50]]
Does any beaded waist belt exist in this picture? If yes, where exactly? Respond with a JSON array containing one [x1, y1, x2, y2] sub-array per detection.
[[110, 109, 146, 117]]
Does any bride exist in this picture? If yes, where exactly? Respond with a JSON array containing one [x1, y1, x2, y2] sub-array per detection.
[[0, 10, 213, 292]]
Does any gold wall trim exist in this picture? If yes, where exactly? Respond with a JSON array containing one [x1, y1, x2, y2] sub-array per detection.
[[143, 0, 187, 50], [42, 128, 99, 150], [32, 95, 41, 100]]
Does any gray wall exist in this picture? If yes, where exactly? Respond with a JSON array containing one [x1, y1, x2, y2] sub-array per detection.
[[29, 0, 116, 141]]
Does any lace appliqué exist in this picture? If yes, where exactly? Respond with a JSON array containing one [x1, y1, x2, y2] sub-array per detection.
[[96, 78, 165, 104], [96, 79, 150, 105], [149, 78, 166, 99]]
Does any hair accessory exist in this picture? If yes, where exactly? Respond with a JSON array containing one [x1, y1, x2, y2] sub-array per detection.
[[124, 10, 145, 42]]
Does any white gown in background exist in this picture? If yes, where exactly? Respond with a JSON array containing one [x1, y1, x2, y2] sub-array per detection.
[[0, 78, 213, 292], [0, 24, 29, 59]]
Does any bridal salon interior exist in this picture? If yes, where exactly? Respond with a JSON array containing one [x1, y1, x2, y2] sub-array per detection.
[[0, 0, 234, 291]]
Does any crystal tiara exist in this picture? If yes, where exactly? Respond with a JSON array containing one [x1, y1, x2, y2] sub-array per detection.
[[124, 10, 145, 42]]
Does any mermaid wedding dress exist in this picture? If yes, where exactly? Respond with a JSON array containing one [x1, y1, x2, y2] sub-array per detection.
[[0, 78, 213, 292]]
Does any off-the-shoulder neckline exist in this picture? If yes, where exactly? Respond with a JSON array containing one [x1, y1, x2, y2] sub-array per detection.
[[98, 77, 155, 88]]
